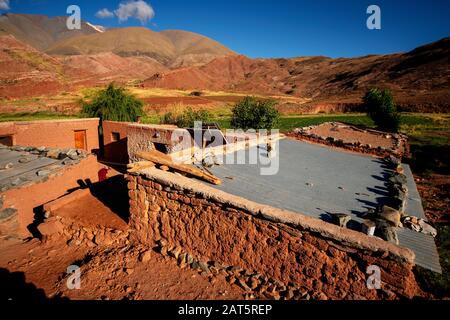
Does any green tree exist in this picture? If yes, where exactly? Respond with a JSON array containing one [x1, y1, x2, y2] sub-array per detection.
[[81, 83, 144, 122], [230, 96, 280, 130], [363, 88, 400, 132], [160, 106, 211, 128]]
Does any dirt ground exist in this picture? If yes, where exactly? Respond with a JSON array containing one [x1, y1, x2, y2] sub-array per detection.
[[0, 174, 248, 301], [414, 172, 449, 299], [415, 173, 450, 224], [0, 237, 247, 300]]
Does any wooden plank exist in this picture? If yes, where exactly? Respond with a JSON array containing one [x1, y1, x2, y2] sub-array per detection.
[[127, 161, 156, 169], [127, 161, 156, 174], [136, 150, 222, 185]]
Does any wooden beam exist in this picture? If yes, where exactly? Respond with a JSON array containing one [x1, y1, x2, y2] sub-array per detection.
[[136, 150, 222, 185], [127, 161, 156, 174]]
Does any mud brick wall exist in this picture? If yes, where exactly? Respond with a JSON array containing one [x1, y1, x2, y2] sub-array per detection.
[[0, 119, 100, 152], [1, 155, 102, 238], [127, 169, 420, 300], [102, 121, 132, 164]]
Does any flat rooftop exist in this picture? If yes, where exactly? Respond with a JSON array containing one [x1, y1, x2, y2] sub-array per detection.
[[0, 146, 85, 192], [207, 139, 441, 273]]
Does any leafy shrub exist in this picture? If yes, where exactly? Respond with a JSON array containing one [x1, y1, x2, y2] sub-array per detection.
[[230, 96, 280, 130], [363, 88, 400, 132], [160, 106, 211, 128], [81, 83, 144, 122]]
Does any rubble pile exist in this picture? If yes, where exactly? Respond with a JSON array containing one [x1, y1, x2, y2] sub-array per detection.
[[289, 122, 408, 158], [359, 155, 437, 244], [37, 214, 130, 248], [152, 239, 331, 301]]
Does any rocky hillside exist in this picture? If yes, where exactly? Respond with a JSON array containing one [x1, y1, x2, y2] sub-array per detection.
[[143, 37, 450, 111], [0, 35, 84, 98], [0, 14, 235, 69], [0, 35, 169, 98], [0, 12, 448, 112]]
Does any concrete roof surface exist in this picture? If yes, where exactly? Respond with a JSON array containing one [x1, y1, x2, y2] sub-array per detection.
[[207, 139, 441, 273]]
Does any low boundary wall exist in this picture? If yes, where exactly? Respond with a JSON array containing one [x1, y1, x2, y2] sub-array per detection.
[[127, 168, 420, 300]]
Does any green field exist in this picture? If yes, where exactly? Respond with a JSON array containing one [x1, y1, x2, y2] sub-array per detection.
[[3, 111, 449, 144], [2, 111, 449, 173], [0, 111, 77, 122]]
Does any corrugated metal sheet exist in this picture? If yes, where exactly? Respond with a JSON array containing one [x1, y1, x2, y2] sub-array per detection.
[[207, 139, 442, 273]]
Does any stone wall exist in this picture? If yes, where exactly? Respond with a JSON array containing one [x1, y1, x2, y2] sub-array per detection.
[[127, 168, 421, 300], [127, 124, 192, 163]]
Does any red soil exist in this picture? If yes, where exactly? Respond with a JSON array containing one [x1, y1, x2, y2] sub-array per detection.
[[0, 175, 247, 300]]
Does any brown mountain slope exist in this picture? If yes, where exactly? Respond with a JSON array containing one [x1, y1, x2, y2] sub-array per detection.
[[46, 27, 235, 67], [47, 27, 176, 65], [143, 37, 450, 111], [0, 13, 100, 51], [0, 14, 236, 71], [161, 30, 234, 56], [160, 30, 235, 68], [58, 53, 168, 81], [0, 35, 80, 98], [0, 34, 170, 99]]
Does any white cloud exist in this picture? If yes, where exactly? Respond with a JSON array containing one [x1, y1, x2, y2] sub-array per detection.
[[95, 8, 115, 19], [114, 0, 155, 24], [0, 0, 10, 10]]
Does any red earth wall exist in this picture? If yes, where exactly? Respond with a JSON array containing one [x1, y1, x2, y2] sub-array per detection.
[[127, 171, 421, 300]]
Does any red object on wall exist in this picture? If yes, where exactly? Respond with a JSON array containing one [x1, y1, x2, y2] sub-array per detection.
[[98, 168, 109, 182]]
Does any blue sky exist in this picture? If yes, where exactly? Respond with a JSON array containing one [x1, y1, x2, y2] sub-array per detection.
[[2, 0, 450, 58]]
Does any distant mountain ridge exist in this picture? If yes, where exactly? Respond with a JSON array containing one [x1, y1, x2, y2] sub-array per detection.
[[46, 27, 236, 68], [0, 13, 448, 112], [0, 13, 236, 68], [0, 13, 100, 50], [142, 37, 450, 111]]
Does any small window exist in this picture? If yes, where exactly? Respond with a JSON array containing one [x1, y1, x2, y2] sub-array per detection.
[[111, 132, 121, 142], [153, 143, 168, 153]]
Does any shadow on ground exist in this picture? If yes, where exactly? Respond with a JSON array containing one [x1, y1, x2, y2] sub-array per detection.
[[0, 268, 68, 301], [89, 175, 130, 223]]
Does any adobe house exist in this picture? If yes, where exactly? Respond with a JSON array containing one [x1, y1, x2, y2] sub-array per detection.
[[0, 118, 100, 152], [0, 118, 102, 238], [0, 118, 192, 239], [102, 121, 203, 164]]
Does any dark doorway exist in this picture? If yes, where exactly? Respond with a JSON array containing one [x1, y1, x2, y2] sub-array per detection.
[[0, 135, 13, 146]]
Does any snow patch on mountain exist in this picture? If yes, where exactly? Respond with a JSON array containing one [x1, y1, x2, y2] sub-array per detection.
[[85, 22, 105, 33]]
